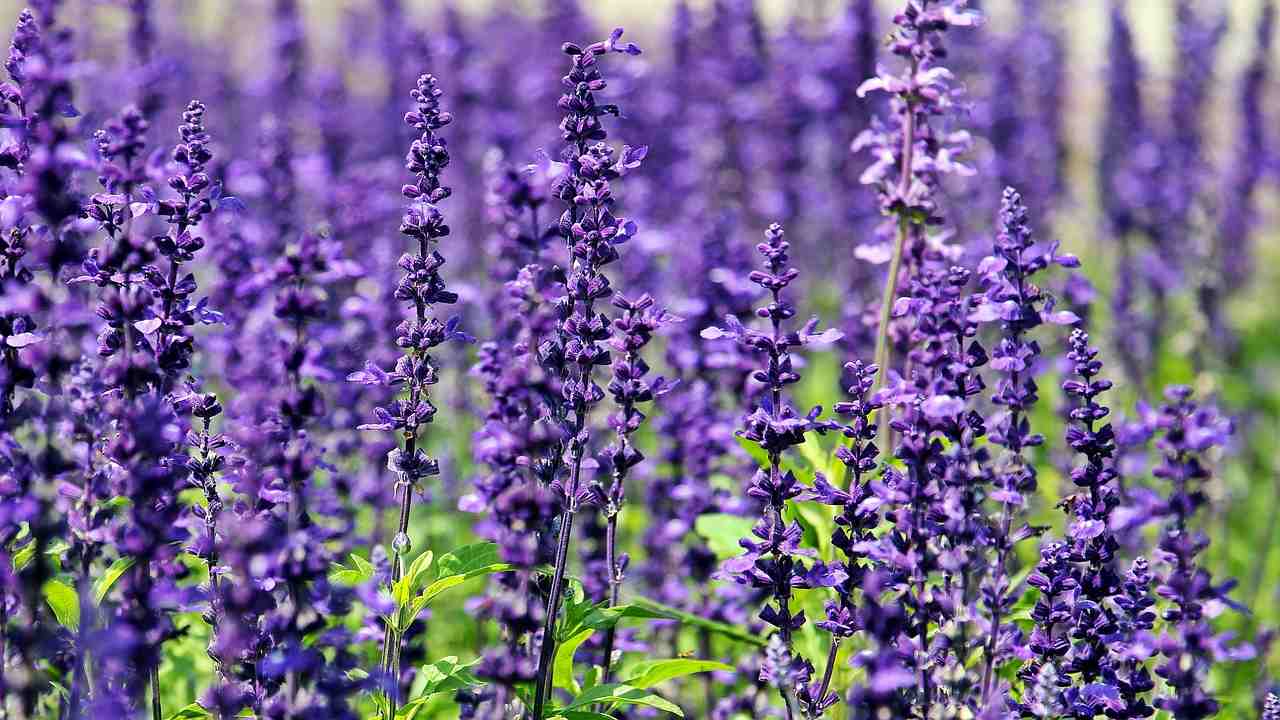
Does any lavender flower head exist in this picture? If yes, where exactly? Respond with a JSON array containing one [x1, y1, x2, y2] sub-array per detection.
[[349, 73, 470, 565], [1151, 386, 1248, 720], [705, 222, 842, 711], [853, 0, 979, 264]]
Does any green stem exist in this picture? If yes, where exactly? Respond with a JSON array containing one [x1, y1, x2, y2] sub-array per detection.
[[871, 214, 911, 448], [865, 57, 919, 465]]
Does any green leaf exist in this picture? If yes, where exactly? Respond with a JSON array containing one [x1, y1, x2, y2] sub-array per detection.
[[416, 655, 483, 697], [397, 698, 438, 720], [418, 544, 512, 606], [795, 437, 830, 475], [621, 659, 734, 689], [396, 657, 484, 719], [94, 557, 137, 604], [629, 598, 766, 648], [693, 514, 755, 559], [393, 550, 434, 606], [561, 684, 683, 717], [789, 501, 836, 558], [553, 628, 595, 694], [558, 582, 595, 638], [11, 542, 34, 572], [582, 603, 669, 631], [43, 579, 79, 630], [551, 713, 616, 720], [329, 553, 375, 586], [165, 703, 213, 720], [434, 542, 510, 583], [418, 570, 510, 607]]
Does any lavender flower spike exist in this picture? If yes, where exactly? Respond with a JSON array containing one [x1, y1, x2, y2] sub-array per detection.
[[528, 28, 643, 720], [597, 292, 677, 681], [854, 0, 979, 441], [347, 73, 470, 715], [1151, 387, 1249, 720], [709, 222, 843, 718], [973, 187, 1077, 703]]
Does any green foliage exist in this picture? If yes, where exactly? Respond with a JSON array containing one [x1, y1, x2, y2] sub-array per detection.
[[629, 598, 766, 649], [693, 514, 754, 559], [165, 703, 213, 720], [354, 542, 513, 635], [94, 556, 137, 603], [329, 552, 376, 586], [620, 659, 734, 689], [42, 579, 78, 630], [555, 683, 683, 717], [396, 656, 485, 718]]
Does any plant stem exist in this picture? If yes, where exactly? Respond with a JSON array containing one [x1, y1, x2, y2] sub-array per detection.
[[816, 639, 840, 712], [867, 57, 918, 458], [150, 660, 162, 720], [871, 215, 910, 451], [979, 508, 1012, 704], [381, 464, 415, 717], [530, 459, 581, 719], [600, 511, 621, 684]]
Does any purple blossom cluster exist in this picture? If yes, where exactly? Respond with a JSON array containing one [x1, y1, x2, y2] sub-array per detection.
[[0, 1, 1275, 720]]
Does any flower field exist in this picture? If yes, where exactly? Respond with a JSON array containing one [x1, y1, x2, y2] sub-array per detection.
[[1, 1, 1279, 718]]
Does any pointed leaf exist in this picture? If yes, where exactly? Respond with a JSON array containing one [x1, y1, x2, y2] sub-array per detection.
[[165, 703, 213, 720], [553, 628, 595, 694], [629, 598, 766, 648], [434, 542, 503, 579], [94, 557, 137, 604], [693, 514, 755, 559], [621, 659, 734, 690], [561, 684, 683, 717], [416, 655, 484, 697], [44, 579, 79, 630]]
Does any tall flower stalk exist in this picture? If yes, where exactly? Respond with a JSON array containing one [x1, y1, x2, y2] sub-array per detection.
[[706, 222, 843, 719], [528, 29, 642, 720], [854, 0, 978, 443], [972, 188, 1077, 702], [806, 359, 881, 718], [597, 293, 674, 681], [1150, 387, 1247, 719], [348, 73, 469, 715]]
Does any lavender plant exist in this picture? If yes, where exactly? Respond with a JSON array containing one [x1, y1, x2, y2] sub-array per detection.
[[854, 0, 978, 437], [526, 28, 645, 720], [705, 222, 842, 717], [348, 73, 470, 714]]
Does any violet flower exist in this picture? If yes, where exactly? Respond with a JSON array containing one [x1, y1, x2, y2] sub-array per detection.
[[1057, 328, 1124, 709], [527, 29, 644, 719], [347, 72, 470, 714], [596, 292, 676, 680], [972, 187, 1077, 703], [147, 100, 215, 382], [1108, 556, 1158, 719], [1151, 386, 1248, 719], [853, 0, 979, 436], [706, 222, 842, 717]]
